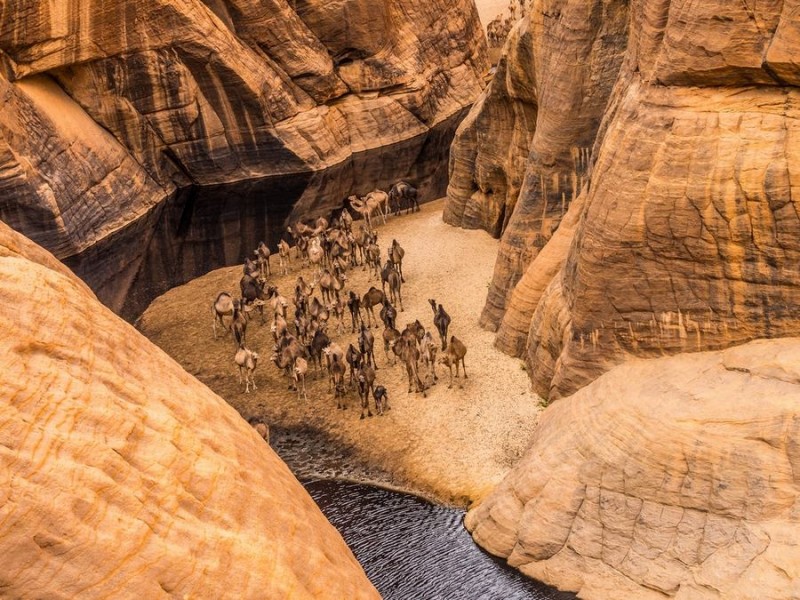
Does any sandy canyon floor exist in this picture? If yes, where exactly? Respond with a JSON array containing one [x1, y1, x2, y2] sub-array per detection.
[[139, 199, 543, 507]]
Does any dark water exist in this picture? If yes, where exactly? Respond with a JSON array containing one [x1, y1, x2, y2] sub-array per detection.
[[306, 480, 576, 600], [62, 109, 465, 320], [270, 428, 575, 600]]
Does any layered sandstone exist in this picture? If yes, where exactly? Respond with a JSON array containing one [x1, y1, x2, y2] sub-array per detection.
[[0, 0, 487, 312], [466, 338, 800, 599], [0, 220, 378, 599], [446, 0, 800, 398]]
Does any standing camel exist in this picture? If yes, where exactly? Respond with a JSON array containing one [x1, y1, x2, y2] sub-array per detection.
[[439, 335, 467, 388], [429, 299, 451, 350], [361, 287, 386, 328], [390, 239, 405, 283]]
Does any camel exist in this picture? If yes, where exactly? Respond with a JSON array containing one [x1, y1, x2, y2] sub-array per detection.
[[230, 300, 249, 348], [329, 354, 347, 408], [429, 299, 451, 350], [329, 296, 346, 335], [373, 385, 390, 416], [348, 192, 387, 230], [366, 241, 382, 280], [346, 343, 362, 389], [307, 236, 324, 274], [347, 291, 363, 332], [379, 299, 397, 330], [340, 207, 353, 233], [364, 190, 389, 224], [272, 334, 305, 390], [393, 337, 425, 396], [319, 268, 346, 304], [240, 274, 267, 324], [420, 331, 438, 385], [348, 195, 373, 231], [296, 275, 314, 300], [382, 325, 401, 366], [305, 328, 329, 379], [212, 292, 234, 339], [388, 181, 419, 215], [359, 324, 377, 368], [256, 241, 271, 278], [361, 287, 386, 328], [234, 346, 259, 393], [387, 268, 403, 311], [390, 239, 405, 282], [439, 335, 468, 388], [293, 356, 308, 401], [278, 239, 291, 274], [357, 364, 376, 419], [322, 342, 345, 393]]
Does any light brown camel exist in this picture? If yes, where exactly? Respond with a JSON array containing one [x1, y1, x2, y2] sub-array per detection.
[[439, 335, 467, 388]]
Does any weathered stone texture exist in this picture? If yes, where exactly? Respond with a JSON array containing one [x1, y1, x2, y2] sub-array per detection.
[[0, 0, 487, 306], [466, 339, 800, 599], [0, 220, 379, 599], [446, 0, 800, 399], [444, 0, 629, 336]]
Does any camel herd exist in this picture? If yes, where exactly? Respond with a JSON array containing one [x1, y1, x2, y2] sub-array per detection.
[[211, 182, 469, 420]]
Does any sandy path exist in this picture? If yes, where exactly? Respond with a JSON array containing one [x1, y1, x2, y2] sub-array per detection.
[[139, 199, 543, 507]]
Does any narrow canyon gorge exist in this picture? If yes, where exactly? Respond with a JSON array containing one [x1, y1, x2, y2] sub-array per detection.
[[1, 0, 800, 599]]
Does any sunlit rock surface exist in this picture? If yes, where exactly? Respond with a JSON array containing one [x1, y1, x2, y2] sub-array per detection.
[[447, 0, 800, 399], [0, 220, 379, 599], [466, 338, 800, 600], [0, 0, 488, 312]]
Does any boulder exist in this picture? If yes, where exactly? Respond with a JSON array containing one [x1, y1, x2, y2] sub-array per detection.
[[0, 220, 379, 599], [446, 0, 800, 399], [466, 338, 800, 599]]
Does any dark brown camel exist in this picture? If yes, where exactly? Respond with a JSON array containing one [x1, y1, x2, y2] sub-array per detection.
[[361, 287, 386, 328], [429, 299, 451, 350]]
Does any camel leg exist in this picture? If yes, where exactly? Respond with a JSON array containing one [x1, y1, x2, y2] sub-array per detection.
[[462, 359, 467, 379]]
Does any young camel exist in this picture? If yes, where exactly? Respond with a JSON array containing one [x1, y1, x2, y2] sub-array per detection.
[[234, 346, 259, 393], [439, 335, 468, 388], [428, 299, 451, 350]]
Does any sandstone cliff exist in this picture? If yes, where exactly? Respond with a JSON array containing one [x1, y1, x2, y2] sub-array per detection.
[[446, 0, 800, 399], [0, 0, 488, 313], [0, 220, 379, 599], [466, 338, 800, 599]]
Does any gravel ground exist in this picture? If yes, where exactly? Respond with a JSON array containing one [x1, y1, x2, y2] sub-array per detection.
[[138, 199, 544, 507]]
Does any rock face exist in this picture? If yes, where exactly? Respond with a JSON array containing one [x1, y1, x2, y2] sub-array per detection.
[[0, 0, 487, 313], [466, 339, 800, 599], [0, 220, 379, 599], [446, 0, 800, 399]]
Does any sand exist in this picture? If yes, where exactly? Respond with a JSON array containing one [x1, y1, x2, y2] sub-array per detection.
[[138, 199, 544, 507]]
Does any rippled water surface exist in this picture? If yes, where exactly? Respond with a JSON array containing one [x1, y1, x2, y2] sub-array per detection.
[[305, 480, 576, 600]]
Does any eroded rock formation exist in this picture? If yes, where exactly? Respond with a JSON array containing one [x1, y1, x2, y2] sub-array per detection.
[[466, 338, 800, 599], [446, 0, 800, 399], [0, 220, 379, 598], [0, 0, 488, 313]]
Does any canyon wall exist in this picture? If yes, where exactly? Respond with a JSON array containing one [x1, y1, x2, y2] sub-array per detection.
[[466, 339, 800, 599], [0, 219, 379, 598], [0, 0, 488, 313], [446, 0, 800, 399]]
